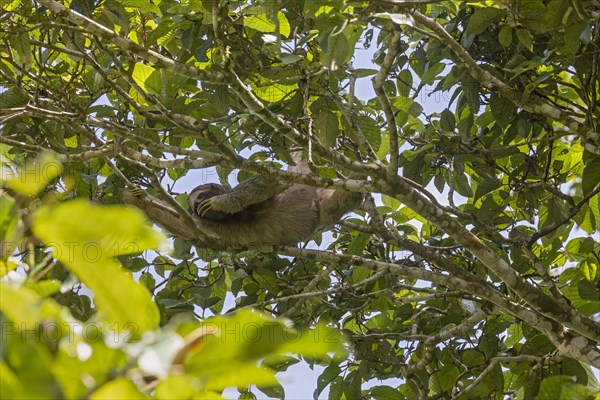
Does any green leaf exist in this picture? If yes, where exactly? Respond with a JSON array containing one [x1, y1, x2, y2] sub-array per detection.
[[132, 62, 162, 95], [382, 194, 401, 210], [577, 279, 599, 302], [539, 197, 568, 233], [0, 284, 65, 328], [589, 194, 600, 225], [564, 21, 588, 55], [356, 115, 382, 150], [370, 385, 402, 400], [560, 358, 590, 386], [32, 200, 164, 334], [90, 377, 146, 400], [277, 12, 291, 37], [321, 24, 362, 70], [328, 376, 344, 400], [0, 86, 28, 109], [498, 25, 513, 47], [420, 63, 444, 85], [474, 174, 502, 201], [460, 73, 480, 113], [244, 14, 276, 33], [252, 267, 278, 292], [580, 260, 597, 282], [64, 134, 78, 148], [116, 0, 161, 15], [0, 338, 61, 398], [440, 109, 456, 131], [355, 68, 378, 78], [505, 323, 524, 348], [522, 334, 554, 357], [5, 151, 63, 196], [316, 363, 342, 399], [454, 173, 474, 197], [534, 375, 594, 400], [344, 370, 361, 399], [520, 0, 547, 31], [253, 80, 297, 103], [155, 374, 196, 399], [280, 53, 303, 65], [430, 365, 460, 392], [466, 8, 504, 35], [0, 362, 20, 400], [146, 18, 176, 46], [377, 134, 390, 160], [256, 383, 285, 399], [139, 272, 156, 292], [434, 172, 446, 193], [348, 233, 370, 256], [261, 355, 300, 372], [582, 156, 600, 196], [1, 0, 20, 11], [490, 93, 516, 128], [397, 69, 413, 97], [9, 31, 32, 64], [393, 97, 423, 117], [516, 29, 533, 51], [315, 110, 340, 147]]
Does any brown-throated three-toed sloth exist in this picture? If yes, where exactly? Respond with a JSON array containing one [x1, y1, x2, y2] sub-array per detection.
[[122, 156, 362, 249]]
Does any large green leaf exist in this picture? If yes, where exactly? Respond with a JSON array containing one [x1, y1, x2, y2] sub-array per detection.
[[184, 310, 346, 390], [32, 200, 164, 334]]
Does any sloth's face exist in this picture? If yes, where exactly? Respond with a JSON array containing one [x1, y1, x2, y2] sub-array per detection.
[[188, 183, 231, 221]]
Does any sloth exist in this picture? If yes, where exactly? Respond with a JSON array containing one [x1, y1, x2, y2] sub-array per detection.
[[122, 156, 362, 249]]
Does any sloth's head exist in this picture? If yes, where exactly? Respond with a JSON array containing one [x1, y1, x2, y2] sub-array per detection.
[[188, 183, 232, 221]]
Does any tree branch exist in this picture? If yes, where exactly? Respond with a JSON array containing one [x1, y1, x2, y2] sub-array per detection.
[[372, 30, 402, 179]]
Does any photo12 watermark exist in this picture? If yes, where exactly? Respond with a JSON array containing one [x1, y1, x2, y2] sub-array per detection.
[[1, 321, 139, 344]]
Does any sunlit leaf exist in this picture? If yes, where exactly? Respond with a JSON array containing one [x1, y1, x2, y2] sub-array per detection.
[[277, 12, 291, 37], [4, 152, 62, 196], [132, 62, 162, 95], [253, 81, 297, 103], [89, 377, 146, 400], [244, 14, 276, 33]]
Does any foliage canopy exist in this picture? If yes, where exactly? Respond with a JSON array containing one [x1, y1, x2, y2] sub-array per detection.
[[1, 0, 599, 398]]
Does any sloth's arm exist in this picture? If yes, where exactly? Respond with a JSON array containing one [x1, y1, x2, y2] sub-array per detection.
[[196, 175, 288, 216]]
